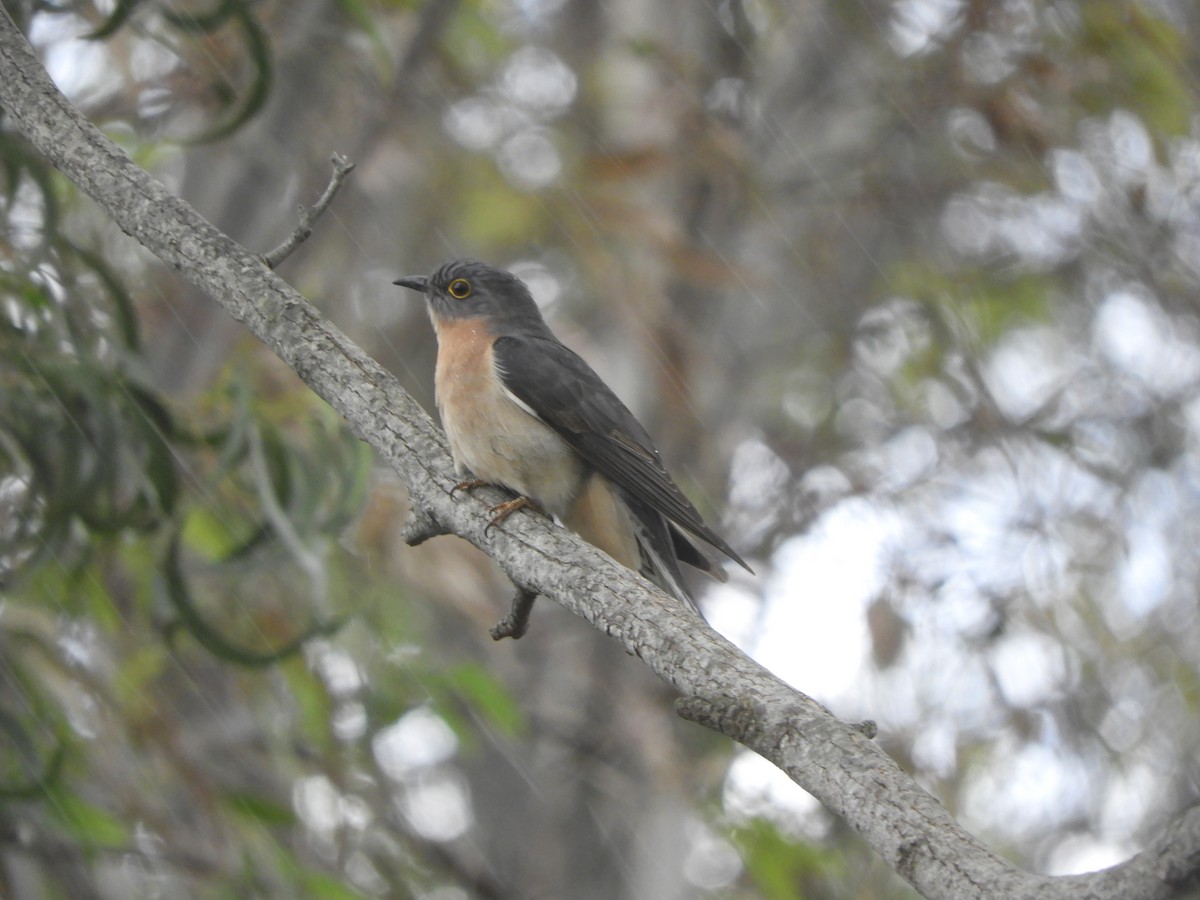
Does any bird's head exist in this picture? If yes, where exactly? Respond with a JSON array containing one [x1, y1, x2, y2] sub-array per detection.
[[394, 259, 548, 336]]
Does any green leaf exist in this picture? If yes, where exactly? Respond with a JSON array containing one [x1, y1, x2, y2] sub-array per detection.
[[281, 657, 336, 750], [182, 505, 258, 561], [273, 835, 368, 899], [334, 0, 394, 81], [0, 707, 66, 798], [458, 178, 543, 246], [45, 786, 129, 848], [891, 263, 1052, 348], [1077, 4, 1193, 138], [225, 790, 297, 827], [113, 645, 168, 709], [298, 872, 368, 900], [446, 662, 525, 737], [733, 818, 841, 900]]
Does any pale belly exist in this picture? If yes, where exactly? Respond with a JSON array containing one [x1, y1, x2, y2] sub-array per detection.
[[441, 389, 639, 569], [439, 390, 584, 519], [433, 319, 584, 518]]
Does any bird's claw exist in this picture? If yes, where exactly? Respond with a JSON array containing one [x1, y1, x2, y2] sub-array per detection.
[[483, 496, 542, 537], [450, 478, 489, 499], [448, 480, 542, 537]]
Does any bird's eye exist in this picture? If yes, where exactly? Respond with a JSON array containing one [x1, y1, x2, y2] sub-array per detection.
[[447, 278, 472, 299]]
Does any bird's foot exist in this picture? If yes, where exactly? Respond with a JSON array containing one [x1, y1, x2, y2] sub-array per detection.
[[484, 495, 543, 536], [449, 478, 490, 499], [449, 480, 543, 535]]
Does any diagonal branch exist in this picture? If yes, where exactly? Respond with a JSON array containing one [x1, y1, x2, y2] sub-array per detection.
[[0, 12, 1195, 900]]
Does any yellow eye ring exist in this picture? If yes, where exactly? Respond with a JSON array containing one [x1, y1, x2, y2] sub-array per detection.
[[447, 278, 472, 299]]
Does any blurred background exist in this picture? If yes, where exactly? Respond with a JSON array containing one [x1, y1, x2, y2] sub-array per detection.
[[2, 0, 1200, 897]]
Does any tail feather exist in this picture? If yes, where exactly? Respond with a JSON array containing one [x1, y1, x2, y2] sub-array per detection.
[[625, 496, 702, 611], [670, 523, 728, 583]]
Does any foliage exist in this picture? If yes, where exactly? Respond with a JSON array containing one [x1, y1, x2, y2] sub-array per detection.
[[3, 0, 1200, 898]]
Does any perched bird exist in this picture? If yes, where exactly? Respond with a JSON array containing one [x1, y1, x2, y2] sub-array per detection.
[[394, 259, 751, 610]]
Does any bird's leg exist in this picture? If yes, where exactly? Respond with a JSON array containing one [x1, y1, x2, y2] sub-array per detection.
[[490, 586, 537, 641], [448, 479, 544, 535], [447, 478, 541, 637]]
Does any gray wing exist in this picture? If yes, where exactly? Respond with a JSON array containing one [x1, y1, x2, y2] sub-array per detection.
[[493, 334, 750, 572]]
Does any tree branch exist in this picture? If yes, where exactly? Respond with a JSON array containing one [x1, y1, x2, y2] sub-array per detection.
[[0, 12, 1195, 899], [489, 585, 538, 640], [261, 152, 355, 268]]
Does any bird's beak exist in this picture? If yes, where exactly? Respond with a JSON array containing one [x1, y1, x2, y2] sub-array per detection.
[[392, 275, 429, 293]]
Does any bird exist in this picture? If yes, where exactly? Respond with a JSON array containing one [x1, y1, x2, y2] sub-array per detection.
[[394, 259, 751, 613]]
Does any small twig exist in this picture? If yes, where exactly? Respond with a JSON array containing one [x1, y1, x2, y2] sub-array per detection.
[[262, 153, 355, 269], [402, 507, 448, 546], [490, 586, 537, 641]]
